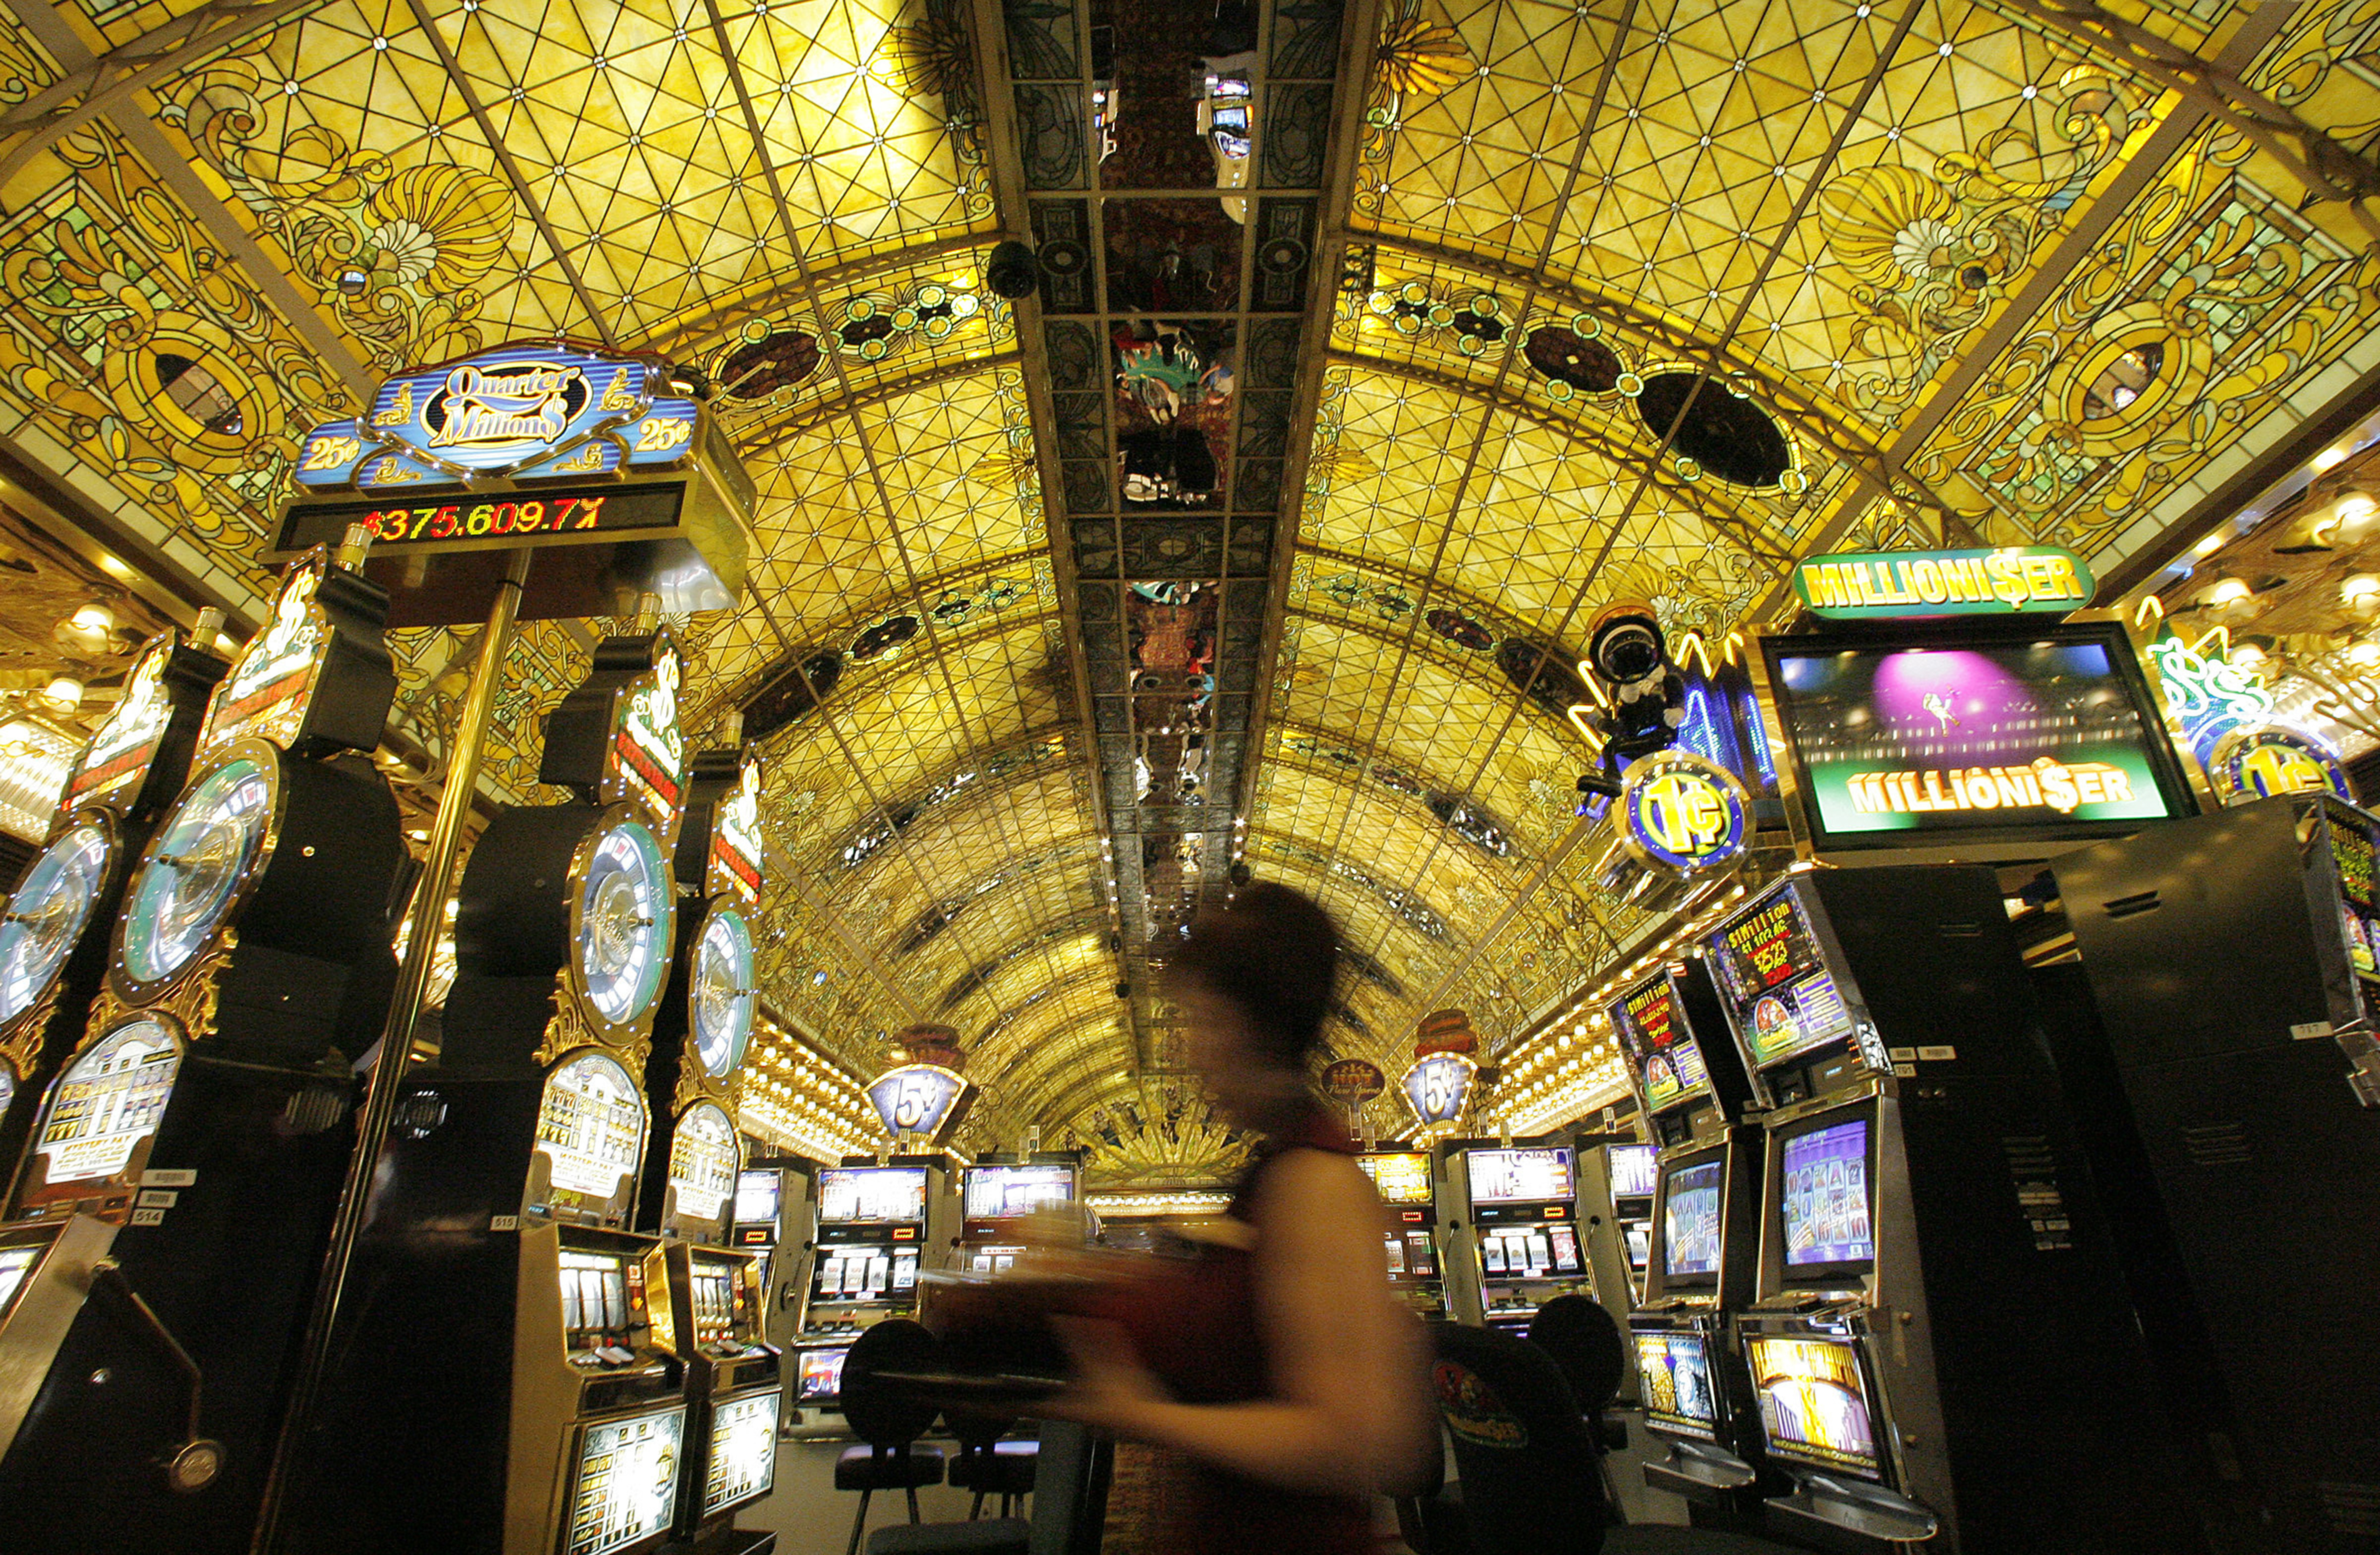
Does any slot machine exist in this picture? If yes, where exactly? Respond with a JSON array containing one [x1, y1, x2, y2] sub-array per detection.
[[1704, 867, 2194, 1554], [1570, 1132, 1646, 1327], [639, 745, 777, 1551], [1602, 1142, 1658, 1300], [0, 548, 408, 1555], [1449, 1140, 1592, 1333], [0, 627, 225, 1183], [1608, 957, 1770, 1509], [2048, 792, 2380, 1551], [1354, 1147, 1446, 1318], [957, 1154, 1079, 1273], [285, 631, 697, 1555], [790, 1156, 950, 1413]]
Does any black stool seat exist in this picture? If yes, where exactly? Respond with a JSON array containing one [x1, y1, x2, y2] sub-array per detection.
[[950, 1440, 1038, 1495], [865, 1517, 1031, 1555], [838, 1443, 949, 1492]]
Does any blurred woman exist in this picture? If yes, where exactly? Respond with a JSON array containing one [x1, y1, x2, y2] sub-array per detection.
[[1048, 883, 1436, 1553]]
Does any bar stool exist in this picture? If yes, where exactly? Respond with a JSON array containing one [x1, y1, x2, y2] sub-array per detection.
[[837, 1319, 950, 1555], [948, 1406, 1038, 1520]]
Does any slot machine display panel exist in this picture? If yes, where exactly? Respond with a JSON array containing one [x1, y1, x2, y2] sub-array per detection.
[[664, 1240, 777, 1536], [1635, 1329, 1721, 1442], [798, 1165, 930, 1393], [1462, 1145, 1587, 1331], [1606, 1142, 1657, 1287], [960, 1161, 1076, 1273], [562, 1405, 687, 1555], [1356, 1150, 1445, 1315]]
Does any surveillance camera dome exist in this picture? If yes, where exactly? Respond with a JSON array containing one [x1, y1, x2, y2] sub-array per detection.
[[1587, 599, 1666, 686]]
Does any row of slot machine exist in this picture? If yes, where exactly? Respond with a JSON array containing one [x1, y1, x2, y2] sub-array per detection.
[[1350, 1138, 1654, 1332], [722, 1154, 1081, 1419], [1609, 814, 2380, 1555], [0, 550, 785, 1555]]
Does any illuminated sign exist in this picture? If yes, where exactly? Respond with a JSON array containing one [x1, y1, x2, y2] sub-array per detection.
[[275, 480, 686, 557], [1611, 969, 1710, 1111], [867, 1063, 974, 1143], [2205, 724, 2351, 806], [536, 1050, 648, 1203], [666, 1100, 739, 1225], [1357, 1152, 1434, 1206], [23, 1014, 183, 1206], [1322, 1058, 1386, 1104], [1403, 1052, 1475, 1128], [605, 641, 685, 827], [63, 635, 176, 814], [1791, 547, 2093, 620], [2144, 628, 2275, 760], [1620, 750, 1749, 873], [292, 343, 702, 492], [565, 1405, 687, 1555], [1839, 757, 2143, 817], [201, 556, 330, 754], [708, 758, 764, 904], [702, 1392, 778, 1516]]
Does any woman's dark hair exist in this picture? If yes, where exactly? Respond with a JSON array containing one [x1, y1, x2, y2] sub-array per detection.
[[1172, 882, 1340, 1071]]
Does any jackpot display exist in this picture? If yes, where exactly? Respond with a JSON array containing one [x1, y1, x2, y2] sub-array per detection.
[[1466, 1146, 1574, 1204], [819, 1166, 927, 1223], [1611, 971, 1712, 1110], [965, 1163, 1072, 1221], [1358, 1151, 1435, 1206], [1763, 624, 2189, 851], [1705, 889, 1862, 1071]]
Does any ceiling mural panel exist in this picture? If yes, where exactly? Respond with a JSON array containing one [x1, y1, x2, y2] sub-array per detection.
[[0, 0, 2372, 1154]]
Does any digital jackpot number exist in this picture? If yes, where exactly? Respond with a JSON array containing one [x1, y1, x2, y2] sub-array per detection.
[[361, 494, 611, 544]]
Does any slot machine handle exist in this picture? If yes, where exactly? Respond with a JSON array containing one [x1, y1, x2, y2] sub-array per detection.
[[88, 1260, 225, 1494]]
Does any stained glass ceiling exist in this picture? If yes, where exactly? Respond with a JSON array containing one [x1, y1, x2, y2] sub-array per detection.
[[0, 0, 2374, 1168]]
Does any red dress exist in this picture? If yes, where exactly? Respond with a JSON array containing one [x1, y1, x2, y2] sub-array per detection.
[[1106, 1110, 1376, 1555]]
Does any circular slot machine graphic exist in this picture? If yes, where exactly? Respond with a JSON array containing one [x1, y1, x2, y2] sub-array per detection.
[[0, 820, 115, 1041], [689, 906, 755, 1081], [116, 750, 277, 995], [570, 811, 676, 1034]]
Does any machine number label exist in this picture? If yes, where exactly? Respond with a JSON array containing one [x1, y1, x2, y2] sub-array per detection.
[[129, 1208, 165, 1226], [1917, 1045, 1957, 1062], [135, 1189, 178, 1208], [1892, 1064, 1917, 1078], [1887, 1048, 1917, 1062], [141, 1168, 197, 1187], [2291, 1021, 2335, 1041], [491, 1215, 520, 1231]]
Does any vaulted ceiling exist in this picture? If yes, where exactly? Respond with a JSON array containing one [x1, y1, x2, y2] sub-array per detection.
[[0, 0, 2374, 1160]]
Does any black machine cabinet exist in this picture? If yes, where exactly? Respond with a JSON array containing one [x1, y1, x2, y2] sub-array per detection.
[[1615, 957, 1773, 1513], [0, 555, 408, 1555], [2051, 794, 2380, 1551], [283, 630, 702, 1555], [1710, 867, 2196, 1555]]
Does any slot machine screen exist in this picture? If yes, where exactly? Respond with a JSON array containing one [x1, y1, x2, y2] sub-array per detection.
[[1611, 973, 1712, 1110], [1661, 1160, 1724, 1280], [797, 1346, 849, 1400], [1607, 1144, 1658, 1202], [702, 1391, 778, 1517], [1624, 1222, 1652, 1271], [1635, 1331, 1719, 1439], [0, 1242, 40, 1318], [735, 1169, 781, 1228], [1778, 1117, 1876, 1274], [817, 1166, 927, 1225], [1465, 1147, 1574, 1205], [1763, 623, 2188, 852], [1706, 886, 1857, 1069], [1745, 1334, 1882, 1476], [965, 1164, 1075, 1219], [1356, 1152, 1435, 1206], [2326, 800, 2380, 987], [564, 1405, 686, 1555]]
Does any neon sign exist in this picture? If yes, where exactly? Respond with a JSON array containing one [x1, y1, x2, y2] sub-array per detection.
[[63, 635, 176, 814], [200, 557, 329, 754], [707, 758, 764, 905], [291, 343, 702, 490], [2144, 628, 2275, 760], [1621, 751, 1750, 873], [1403, 1052, 1475, 1128], [2206, 725, 2351, 806], [604, 642, 685, 830], [1791, 546, 2094, 619]]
